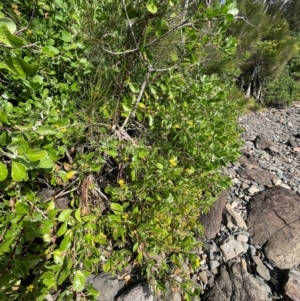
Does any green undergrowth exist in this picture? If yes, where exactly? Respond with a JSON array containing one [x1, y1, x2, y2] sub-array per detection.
[[0, 1, 242, 300]]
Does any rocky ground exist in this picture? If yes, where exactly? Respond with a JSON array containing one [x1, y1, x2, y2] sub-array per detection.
[[46, 103, 300, 301], [199, 102, 300, 301]]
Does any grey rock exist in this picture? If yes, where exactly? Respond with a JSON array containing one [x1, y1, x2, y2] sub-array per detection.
[[237, 169, 279, 187], [272, 178, 282, 185], [220, 236, 244, 261], [241, 241, 249, 253], [254, 135, 280, 153], [210, 261, 220, 269], [279, 182, 291, 189], [252, 255, 270, 281], [284, 269, 300, 301], [199, 271, 208, 284], [86, 273, 121, 301], [247, 186, 300, 269], [248, 185, 260, 194], [239, 152, 260, 169], [236, 234, 248, 243], [201, 263, 271, 301], [225, 204, 247, 230], [199, 191, 228, 240], [118, 283, 153, 301], [203, 243, 217, 252]]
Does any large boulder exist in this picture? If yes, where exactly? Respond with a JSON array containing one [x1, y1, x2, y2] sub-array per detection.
[[199, 191, 228, 240], [247, 186, 300, 269], [201, 263, 270, 301]]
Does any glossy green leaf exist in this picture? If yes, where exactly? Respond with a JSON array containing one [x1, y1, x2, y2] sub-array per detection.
[[72, 270, 86, 292], [0, 58, 38, 76], [61, 30, 72, 42], [0, 17, 17, 33], [0, 112, 8, 123], [156, 163, 163, 170], [26, 149, 47, 162], [42, 45, 60, 57], [15, 202, 30, 215], [111, 203, 123, 213], [133, 241, 139, 252], [38, 158, 54, 169], [58, 258, 72, 285], [59, 231, 72, 251], [41, 271, 56, 289], [0, 236, 14, 253], [11, 161, 28, 181], [36, 125, 57, 135], [0, 131, 9, 146], [0, 162, 8, 181], [3, 102, 13, 113], [146, 0, 157, 14], [58, 209, 73, 222], [57, 221, 68, 237], [0, 24, 23, 47], [7, 139, 29, 155], [74, 208, 82, 222]]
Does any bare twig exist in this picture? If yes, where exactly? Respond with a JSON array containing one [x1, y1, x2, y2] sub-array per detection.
[[234, 16, 256, 27], [121, 71, 151, 129], [102, 21, 193, 56]]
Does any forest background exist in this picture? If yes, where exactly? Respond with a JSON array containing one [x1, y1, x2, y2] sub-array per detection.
[[0, 0, 299, 300]]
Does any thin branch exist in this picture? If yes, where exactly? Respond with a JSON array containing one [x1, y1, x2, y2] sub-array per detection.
[[102, 21, 193, 56], [16, 0, 38, 35], [234, 16, 256, 27], [22, 42, 38, 48], [121, 71, 151, 129]]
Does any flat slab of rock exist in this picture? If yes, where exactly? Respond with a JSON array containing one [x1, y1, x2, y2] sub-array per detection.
[[225, 204, 247, 230], [284, 269, 300, 301], [252, 255, 270, 281], [199, 191, 228, 240], [201, 263, 270, 301], [236, 169, 279, 187], [247, 186, 300, 269], [220, 236, 244, 261]]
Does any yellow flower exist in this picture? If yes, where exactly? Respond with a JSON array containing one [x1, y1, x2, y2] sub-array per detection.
[[169, 159, 177, 167], [26, 284, 34, 293], [195, 257, 200, 267], [99, 232, 106, 239], [61, 128, 67, 133], [118, 179, 126, 187], [122, 214, 129, 220]]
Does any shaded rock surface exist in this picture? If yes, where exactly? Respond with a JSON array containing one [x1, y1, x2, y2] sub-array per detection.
[[86, 273, 123, 301], [117, 283, 154, 301], [284, 269, 300, 301], [199, 190, 228, 240], [202, 263, 270, 301], [247, 186, 300, 269]]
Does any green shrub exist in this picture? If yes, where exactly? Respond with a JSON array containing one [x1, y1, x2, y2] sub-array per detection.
[[0, 0, 242, 300], [264, 70, 300, 105]]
